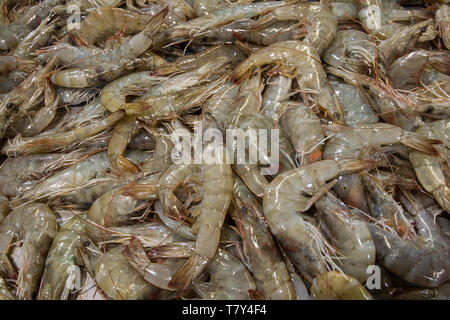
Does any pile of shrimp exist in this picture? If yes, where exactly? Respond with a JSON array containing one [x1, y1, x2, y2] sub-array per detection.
[[0, 0, 449, 300]]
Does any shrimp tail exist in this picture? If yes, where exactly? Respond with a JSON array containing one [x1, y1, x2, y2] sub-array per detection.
[[249, 289, 267, 300], [143, 6, 169, 36], [339, 159, 377, 174], [121, 182, 158, 199], [124, 102, 152, 115], [161, 193, 188, 219], [168, 253, 202, 290], [123, 237, 151, 267], [401, 133, 442, 156], [149, 243, 193, 259], [116, 155, 141, 174]]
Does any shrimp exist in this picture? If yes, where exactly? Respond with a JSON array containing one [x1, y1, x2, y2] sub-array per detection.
[[123, 237, 185, 291], [330, 81, 379, 126], [95, 246, 172, 300], [262, 75, 292, 122], [0, 202, 58, 299], [409, 119, 450, 212], [100, 71, 164, 113], [2, 111, 125, 156], [231, 41, 344, 124], [73, 7, 162, 46], [108, 115, 141, 173], [263, 159, 376, 281], [281, 102, 325, 166], [153, 1, 287, 46], [12, 17, 55, 60], [315, 192, 376, 283], [49, 59, 152, 89], [310, 271, 373, 300], [168, 44, 245, 74], [378, 19, 432, 66], [85, 174, 160, 243], [323, 30, 378, 75], [388, 50, 450, 90], [360, 171, 416, 238], [436, 4, 450, 50], [232, 178, 296, 300], [329, 66, 422, 131], [41, 7, 168, 75], [0, 56, 35, 75], [0, 58, 56, 140], [192, 248, 256, 300], [158, 163, 197, 222], [368, 189, 450, 287], [322, 122, 441, 212], [0, 151, 87, 198], [168, 122, 233, 290], [19, 151, 152, 203], [252, 3, 338, 55], [38, 213, 91, 300], [202, 20, 307, 46]]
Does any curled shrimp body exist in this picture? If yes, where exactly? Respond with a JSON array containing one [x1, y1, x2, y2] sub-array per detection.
[[263, 159, 376, 280], [368, 190, 450, 287], [168, 130, 233, 290], [108, 115, 140, 173], [315, 192, 375, 283], [231, 41, 344, 124], [409, 119, 450, 212], [38, 214, 90, 300], [311, 271, 373, 300], [323, 30, 377, 75], [157, 163, 197, 223], [95, 246, 170, 300], [100, 71, 164, 113], [253, 3, 338, 55], [281, 102, 325, 166], [192, 248, 256, 300], [233, 178, 296, 300], [123, 237, 185, 291], [0, 203, 58, 300], [86, 174, 159, 243]]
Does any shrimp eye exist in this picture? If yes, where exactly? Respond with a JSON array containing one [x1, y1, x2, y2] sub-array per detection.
[[6, 102, 13, 108], [362, 84, 370, 91]]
